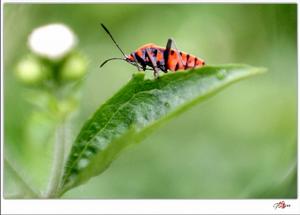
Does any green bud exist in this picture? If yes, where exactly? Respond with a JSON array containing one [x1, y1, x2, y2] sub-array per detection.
[[59, 53, 87, 82], [57, 98, 78, 117], [15, 55, 50, 86]]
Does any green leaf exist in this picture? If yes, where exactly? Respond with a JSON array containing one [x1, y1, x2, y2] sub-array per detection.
[[60, 64, 266, 195]]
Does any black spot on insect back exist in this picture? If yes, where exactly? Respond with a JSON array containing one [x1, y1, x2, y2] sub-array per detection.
[[185, 54, 190, 69], [186, 54, 190, 61], [175, 63, 179, 71]]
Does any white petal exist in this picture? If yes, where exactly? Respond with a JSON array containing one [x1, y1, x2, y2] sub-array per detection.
[[28, 23, 77, 60]]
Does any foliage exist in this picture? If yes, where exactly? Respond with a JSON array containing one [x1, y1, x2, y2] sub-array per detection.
[[60, 64, 265, 196]]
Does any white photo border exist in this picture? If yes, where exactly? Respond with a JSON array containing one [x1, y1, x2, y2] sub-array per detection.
[[1, 0, 299, 214]]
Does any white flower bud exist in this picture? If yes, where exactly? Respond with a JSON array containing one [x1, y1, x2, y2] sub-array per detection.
[[28, 23, 77, 60]]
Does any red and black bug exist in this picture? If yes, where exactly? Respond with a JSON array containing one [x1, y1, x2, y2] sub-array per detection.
[[100, 24, 205, 78]]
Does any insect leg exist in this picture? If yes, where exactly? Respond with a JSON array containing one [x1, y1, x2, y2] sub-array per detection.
[[132, 54, 141, 71], [145, 48, 159, 78], [164, 39, 172, 71], [168, 38, 185, 67]]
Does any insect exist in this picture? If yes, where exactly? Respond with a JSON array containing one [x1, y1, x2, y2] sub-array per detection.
[[100, 24, 205, 78]]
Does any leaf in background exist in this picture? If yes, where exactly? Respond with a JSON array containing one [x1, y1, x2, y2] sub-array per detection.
[[60, 64, 266, 195]]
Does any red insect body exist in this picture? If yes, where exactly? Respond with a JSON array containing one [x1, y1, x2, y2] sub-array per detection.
[[100, 24, 205, 77], [127, 43, 205, 72]]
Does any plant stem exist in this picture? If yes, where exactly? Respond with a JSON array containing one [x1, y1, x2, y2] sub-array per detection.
[[44, 118, 67, 198], [4, 158, 39, 198]]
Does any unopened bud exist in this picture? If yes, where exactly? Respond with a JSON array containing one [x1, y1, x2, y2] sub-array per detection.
[[59, 53, 87, 82], [15, 56, 50, 85]]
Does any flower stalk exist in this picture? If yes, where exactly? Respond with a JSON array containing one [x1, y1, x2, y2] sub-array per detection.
[[13, 23, 87, 198], [44, 118, 67, 198]]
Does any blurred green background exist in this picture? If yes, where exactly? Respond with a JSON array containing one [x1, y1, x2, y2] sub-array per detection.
[[4, 4, 297, 198]]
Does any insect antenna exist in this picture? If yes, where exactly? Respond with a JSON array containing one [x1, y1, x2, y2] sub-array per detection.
[[101, 23, 127, 58], [100, 57, 127, 68], [100, 23, 141, 71]]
